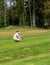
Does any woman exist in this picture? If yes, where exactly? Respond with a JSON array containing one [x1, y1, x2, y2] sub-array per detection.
[[13, 31, 22, 42]]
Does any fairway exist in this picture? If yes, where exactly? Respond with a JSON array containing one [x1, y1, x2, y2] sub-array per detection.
[[0, 27, 50, 65]]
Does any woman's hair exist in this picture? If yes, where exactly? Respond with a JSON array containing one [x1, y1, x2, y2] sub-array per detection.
[[16, 31, 20, 34], [16, 31, 19, 32]]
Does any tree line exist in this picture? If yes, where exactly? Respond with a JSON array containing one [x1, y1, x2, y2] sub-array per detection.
[[0, 0, 50, 28]]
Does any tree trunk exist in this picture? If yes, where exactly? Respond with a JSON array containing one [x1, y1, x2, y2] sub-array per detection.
[[29, 0, 32, 27], [19, 17, 21, 25], [32, 0, 36, 26], [4, 0, 7, 27]]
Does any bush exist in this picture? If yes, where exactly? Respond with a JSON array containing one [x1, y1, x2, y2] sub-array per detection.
[[0, 21, 9, 28]]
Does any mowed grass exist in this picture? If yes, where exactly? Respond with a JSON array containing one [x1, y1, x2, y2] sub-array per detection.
[[0, 26, 50, 65]]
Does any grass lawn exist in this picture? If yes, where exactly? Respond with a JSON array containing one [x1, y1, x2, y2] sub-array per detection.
[[0, 26, 50, 65]]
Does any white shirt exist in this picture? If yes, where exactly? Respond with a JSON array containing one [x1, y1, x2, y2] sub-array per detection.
[[13, 33, 19, 39]]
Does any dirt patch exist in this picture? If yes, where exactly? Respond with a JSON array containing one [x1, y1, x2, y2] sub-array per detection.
[[44, 49, 50, 53], [18, 54, 32, 59], [0, 56, 13, 62]]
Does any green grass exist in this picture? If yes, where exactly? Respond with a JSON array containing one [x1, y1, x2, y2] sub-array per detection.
[[0, 27, 50, 65]]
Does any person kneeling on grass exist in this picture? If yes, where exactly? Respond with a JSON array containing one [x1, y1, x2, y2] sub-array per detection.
[[13, 31, 22, 42]]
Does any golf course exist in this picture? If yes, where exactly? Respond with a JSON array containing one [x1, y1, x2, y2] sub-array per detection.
[[0, 26, 50, 65]]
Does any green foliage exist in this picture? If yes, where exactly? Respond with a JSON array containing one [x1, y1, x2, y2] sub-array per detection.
[[0, 19, 5, 27], [16, 0, 27, 25], [0, 21, 9, 28], [0, 0, 50, 28]]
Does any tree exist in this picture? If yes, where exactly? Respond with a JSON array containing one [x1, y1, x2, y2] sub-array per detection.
[[4, 0, 7, 27], [15, 0, 27, 25], [0, 0, 5, 27], [44, 0, 50, 27], [35, 0, 46, 27], [31, 0, 36, 27]]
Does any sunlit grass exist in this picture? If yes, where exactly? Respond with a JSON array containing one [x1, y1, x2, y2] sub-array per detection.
[[0, 27, 50, 65]]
